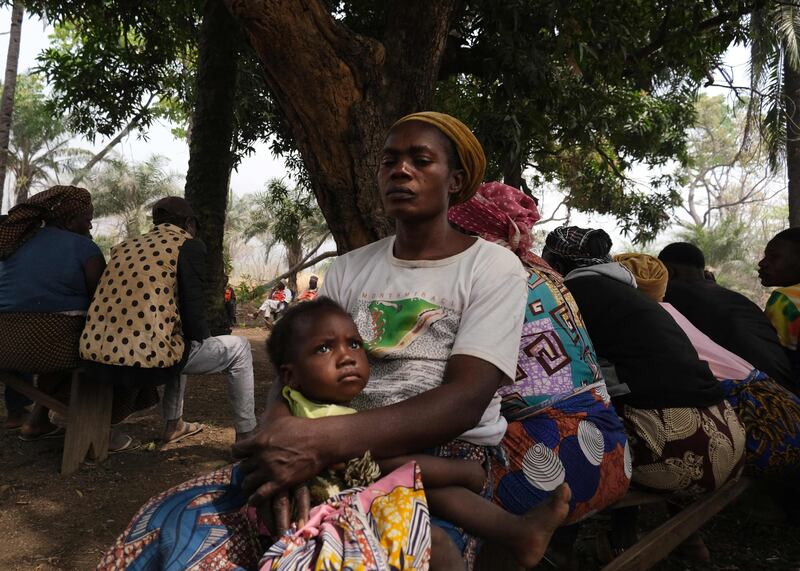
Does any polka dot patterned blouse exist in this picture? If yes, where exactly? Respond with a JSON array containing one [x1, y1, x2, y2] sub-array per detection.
[[80, 223, 191, 368]]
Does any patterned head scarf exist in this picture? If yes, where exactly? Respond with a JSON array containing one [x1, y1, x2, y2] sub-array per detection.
[[0, 185, 93, 260], [544, 226, 613, 268], [448, 181, 549, 268], [391, 111, 486, 205], [614, 253, 668, 302]]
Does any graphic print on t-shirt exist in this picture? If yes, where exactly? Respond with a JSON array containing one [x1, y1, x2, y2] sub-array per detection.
[[351, 296, 460, 410], [366, 297, 447, 356]]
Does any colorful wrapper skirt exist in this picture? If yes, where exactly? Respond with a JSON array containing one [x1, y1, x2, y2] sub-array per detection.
[[97, 464, 262, 570], [620, 400, 746, 495], [720, 370, 800, 474], [259, 461, 431, 571], [491, 386, 632, 524]]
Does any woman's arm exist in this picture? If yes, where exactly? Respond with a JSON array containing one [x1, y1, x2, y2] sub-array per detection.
[[233, 354, 502, 504], [83, 254, 106, 296]]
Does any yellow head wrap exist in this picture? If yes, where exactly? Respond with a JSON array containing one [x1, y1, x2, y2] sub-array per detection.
[[391, 111, 486, 205], [614, 253, 669, 302]]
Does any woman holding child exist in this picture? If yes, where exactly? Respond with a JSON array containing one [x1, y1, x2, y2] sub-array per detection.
[[98, 112, 570, 570]]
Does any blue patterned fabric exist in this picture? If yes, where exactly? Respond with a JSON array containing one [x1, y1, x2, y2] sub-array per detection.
[[98, 464, 263, 570], [493, 387, 631, 523], [720, 370, 800, 474]]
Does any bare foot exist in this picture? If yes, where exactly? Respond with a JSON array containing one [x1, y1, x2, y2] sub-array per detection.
[[20, 404, 57, 439], [5, 408, 28, 430], [507, 483, 572, 568]]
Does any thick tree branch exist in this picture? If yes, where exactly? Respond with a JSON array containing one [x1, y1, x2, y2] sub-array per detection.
[[265, 250, 337, 287]]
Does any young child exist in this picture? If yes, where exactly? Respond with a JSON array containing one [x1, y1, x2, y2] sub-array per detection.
[[265, 297, 571, 568]]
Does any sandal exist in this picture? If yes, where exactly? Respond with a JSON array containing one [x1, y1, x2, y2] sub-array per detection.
[[18, 426, 66, 441], [109, 434, 142, 454], [162, 421, 205, 445]]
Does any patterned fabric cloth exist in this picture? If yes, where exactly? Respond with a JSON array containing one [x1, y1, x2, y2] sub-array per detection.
[[492, 387, 631, 524], [720, 370, 800, 474], [0, 185, 92, 260], [498, 266, 603, 416], [448, 181, 549, 268], [765, 284, 800, 352], [98, 464, 263, 570], [0, 312, 158, 424], [620, 400, 746, 495], [391, 112, 485, 205], [544, 226, 613, 268], [259, 462, 431, 571], [0, 312, 84, 372], [81, 223, 191, 368]]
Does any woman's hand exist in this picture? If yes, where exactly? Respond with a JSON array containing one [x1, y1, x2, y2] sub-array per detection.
[[233, 415, 324, 506], [256, 484, 311, 536]]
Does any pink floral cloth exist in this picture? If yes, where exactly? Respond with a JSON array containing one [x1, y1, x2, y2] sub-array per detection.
[[448, 181, 550, 269]]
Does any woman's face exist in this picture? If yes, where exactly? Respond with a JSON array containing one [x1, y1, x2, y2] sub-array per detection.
[[65, 207, 94, 236], [377, 121, 464, 221]]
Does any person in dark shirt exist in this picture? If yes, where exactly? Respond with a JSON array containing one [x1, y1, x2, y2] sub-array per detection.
[[543, 226, 746, 557], [658, 242, 793, 389]]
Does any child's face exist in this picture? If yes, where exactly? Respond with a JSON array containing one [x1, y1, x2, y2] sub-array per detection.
[[284, 310, 370, 404]]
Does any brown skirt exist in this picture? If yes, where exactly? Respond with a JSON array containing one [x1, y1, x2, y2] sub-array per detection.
[[0, 312, 159, 423], [621, 400, 746, 495]]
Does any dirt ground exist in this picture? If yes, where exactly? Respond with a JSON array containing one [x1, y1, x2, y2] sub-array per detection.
[[1, 324, 799, 570]]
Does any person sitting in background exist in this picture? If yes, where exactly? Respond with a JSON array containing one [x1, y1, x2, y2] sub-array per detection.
[[543, 228, 745, 557], [295, 274, 319, 302], [0, 186, 149, 450], [80, 197, 257, 444], [759, 228, 800, 384], [618, 253, 800, 478], [658, 242, 793, 390], [255, 281, 292, 324], [448, 183, 630, 527], [224, 284, 237, 327]]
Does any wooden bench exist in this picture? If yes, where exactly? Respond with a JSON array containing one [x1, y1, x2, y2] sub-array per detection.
[[474, 475, 752, 570], [600, 475, 752, 571], [1, 369, 113, 475]]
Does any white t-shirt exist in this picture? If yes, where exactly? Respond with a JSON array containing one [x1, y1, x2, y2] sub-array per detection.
[[320, 236, 527, 445]]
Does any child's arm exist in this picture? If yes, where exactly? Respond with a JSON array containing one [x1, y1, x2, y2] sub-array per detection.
[[377, 454, 486, 493]]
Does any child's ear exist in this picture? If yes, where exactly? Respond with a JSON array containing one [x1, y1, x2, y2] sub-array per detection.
[[280, 364, 300, 389]]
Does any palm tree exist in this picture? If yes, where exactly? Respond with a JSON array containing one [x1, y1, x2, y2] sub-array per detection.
[[244, 179, 331, 292], [8, 74, 91, 203], [0, 1, 24, 208], [748, 3, 800, 226], [90, 154, 180, 238]]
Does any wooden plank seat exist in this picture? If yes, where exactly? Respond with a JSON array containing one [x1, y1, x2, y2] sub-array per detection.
[[1, 368, 113, 475], [474, 476, 752, 570]]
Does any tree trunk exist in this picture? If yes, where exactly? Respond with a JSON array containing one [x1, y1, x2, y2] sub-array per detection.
[[0, 2, 23, 209], [285, 238, 303, 293], [184, 0, 239, 335], [224, 0, 459, 252], [786, 57, 800, 228]]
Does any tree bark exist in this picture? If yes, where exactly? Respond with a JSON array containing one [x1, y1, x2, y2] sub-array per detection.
[[224, 0, 460, 252], [0, 2, 23, 209], [285, 238, 302, 293], [786, 57, 800, 228], [184, 0, 239, 335]]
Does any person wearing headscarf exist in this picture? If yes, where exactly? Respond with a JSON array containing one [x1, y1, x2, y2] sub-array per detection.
[[0, 186, 104, 437], [100, 114, 570, 571], [449, 182, 631, 530], [543, 228, 745, 557], [618, 253, 800, 478]]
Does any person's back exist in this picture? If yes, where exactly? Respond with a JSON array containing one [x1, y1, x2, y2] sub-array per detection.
[[566, 268, 724, 409], [659, 241, 793, 387], [0, 225, 101, 313], [664, 280, 792, 385]]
